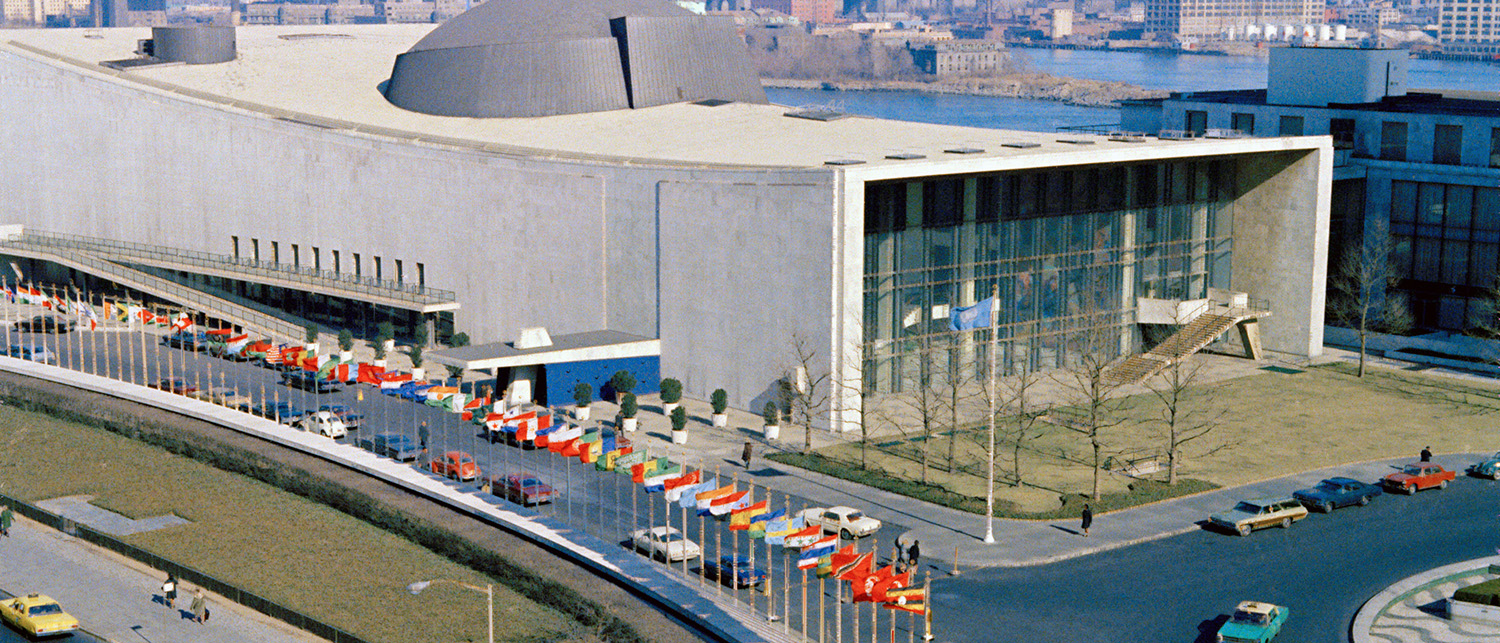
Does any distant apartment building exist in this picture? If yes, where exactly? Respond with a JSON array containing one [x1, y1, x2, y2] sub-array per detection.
[[752, 0, 834, 23], [1339, 4, 1402, 29], [1145, 0, 1322, 38], [908, 39, 1003, 74], [1122, 47, 1500, 331], [2, 0, 91, 25], [377, 0, 434, 23], [1438, 0, 1500, 56]]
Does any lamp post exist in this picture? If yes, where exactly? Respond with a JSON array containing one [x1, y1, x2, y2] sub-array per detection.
[[407, 579, 492, 643]]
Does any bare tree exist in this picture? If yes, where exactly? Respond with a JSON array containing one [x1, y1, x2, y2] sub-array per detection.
[[1328, 223, 1413, 377], [937, 337, 979, 474], [886, 344, 944, 484], [788, 335, 831, 456], [999, 362, 1050, 488], [1050, 309, 1130, 501], [1145, 356, 1233, 485]]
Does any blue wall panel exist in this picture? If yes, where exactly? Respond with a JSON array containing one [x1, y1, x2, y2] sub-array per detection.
[[543, 356, 660, 406]]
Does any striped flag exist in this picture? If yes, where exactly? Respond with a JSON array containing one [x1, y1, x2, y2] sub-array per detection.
[[695, 484, 734, 514], [678, 478, 715, 508], [709, 490, 748, 517], [882, 586, 927, 612], [783, 524, 822, 549], [748, 508, 785, 539], [765, 515, 803, 546], [728, 501, 768, 530], [797, 535, 837, 569]]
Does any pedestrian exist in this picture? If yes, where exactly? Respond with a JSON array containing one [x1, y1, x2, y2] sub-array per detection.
[[907, 539, 920, 569], [1081, 504, 1093, 537], [418, 421, 429, 453], [1420, 446, 1432, 462], [189, 589, 206, 624], [741, 441, 754, 468], [0, 503, 12, 537], [893, 537, 906, 568], [162, 573, 178, 609]]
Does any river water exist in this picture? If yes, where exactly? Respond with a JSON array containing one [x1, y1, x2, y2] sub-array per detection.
[[765, 48, 1500, 132]]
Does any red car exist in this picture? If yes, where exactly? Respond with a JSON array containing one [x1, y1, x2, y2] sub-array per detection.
[[148, 378, 198, 395], [428, 450, 480, 482], [1382, 462, 1456, 494], [483, 473, 556, 506]]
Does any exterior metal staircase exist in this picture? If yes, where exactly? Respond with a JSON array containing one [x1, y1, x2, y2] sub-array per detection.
[[1103, 298, 1271, 387]]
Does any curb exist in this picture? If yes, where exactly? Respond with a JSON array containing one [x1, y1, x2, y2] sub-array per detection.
[[1349, 555, 1500, 643]]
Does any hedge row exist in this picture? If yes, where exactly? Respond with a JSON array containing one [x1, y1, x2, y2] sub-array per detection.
[[766, 451, 1218, 520], [1454, 578, 1500, 606], [0, 388, 647, 643]]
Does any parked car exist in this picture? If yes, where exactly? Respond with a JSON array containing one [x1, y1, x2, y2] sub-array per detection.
[[631, 526, 701, 562], [147, 378, 198, 395], [297, 410, 348, 438], [483, 473, 556, 506], [317, 404, 363, 430], [281, 371, 343, 393], [1467, 452, 1500, 480], [1292, 477, 1382, 513], [1215, 601, 1288, 643], [428, 450, 480, 481], [701, 555, 767, 589], [0, 593, 80, 638], [161, 331, 208, 351], [1209, 497, 1309, 536], [800, 506, 882, 539], [3, 344, 56, 364], [358, 432, 421, 461], [189, 386, 253, 410], [250, 401, 306, 423], [13, 315, 73, 334], [1381, 462, 1456, 494], [209, 340, 255, 361]]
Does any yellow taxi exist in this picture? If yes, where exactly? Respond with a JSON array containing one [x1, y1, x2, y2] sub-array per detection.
[[0, 594, 80, 638]]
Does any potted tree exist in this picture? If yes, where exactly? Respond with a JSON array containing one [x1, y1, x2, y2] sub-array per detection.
[[337, 329, 355, 363], [446, 332, 469, 383], [304, 323, 319, 356], [376, 321, 396, 359], [408, 342, 424, 381], [620, 392, 639, 432], [573, 382, 593, 421], [761, 401, 780, 441], [660, 378, 682, 416], [609, 370, 637, 404], [670, 406, 688, 444], [711, 389, 729, 427], [371, 327, 390, 369]]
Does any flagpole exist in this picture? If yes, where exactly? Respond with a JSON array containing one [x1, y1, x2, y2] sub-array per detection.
[[922, 573, 932, 641], [984, 283, 998, 544], [680, 452, 689, 581], [783, 494, 791, 634], [746, 482, 755, 615], [715, 464, 723, 599], [732, 472, 740, 608], [765, 491, 777, 622]]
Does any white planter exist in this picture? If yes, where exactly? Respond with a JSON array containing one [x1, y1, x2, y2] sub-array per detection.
[[575, 406, 591, 421], [305, 342, 318, 355], [672, 430, 688, 445], [373, 359, 387, 369], [663, 402, 680, 415], [411, 367, 425, 380], [339, 351, 353, 363], [622, 417, 638, 432], [382, 338, 396, 354], [763, 424, 780, 441], [712, 413, 728, 427]]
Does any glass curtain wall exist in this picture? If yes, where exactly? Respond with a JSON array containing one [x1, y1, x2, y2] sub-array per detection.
[[863, 160, 1237, 393], [1388, 179, 1500, 330]]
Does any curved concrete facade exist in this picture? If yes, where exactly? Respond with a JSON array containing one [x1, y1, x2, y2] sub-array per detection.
[[384, 39, 632, 118], [151, 26, 236, 64]]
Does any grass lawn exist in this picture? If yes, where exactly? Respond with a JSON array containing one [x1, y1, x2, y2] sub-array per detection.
[[774, 361, 1500, 519], [0, 404, 586, 643]]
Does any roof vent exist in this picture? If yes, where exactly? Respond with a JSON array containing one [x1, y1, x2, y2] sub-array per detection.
[[1157, 130, 1195, 141], [1056, 138, 1095, 145], [825, 159, 866, 166], [694, 99, 733, 107], [944, 147, 984, 155], [514, 327, 553, 350], [1001, 142, 1041, 149], [1108, 132, 1146, 143], [885, 152, 926, 160], [786, 109, 850, 122], [279, 33, 354, 41]]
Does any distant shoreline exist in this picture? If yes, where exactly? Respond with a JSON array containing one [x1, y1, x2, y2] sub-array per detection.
[[760, 75, 1167, 108]]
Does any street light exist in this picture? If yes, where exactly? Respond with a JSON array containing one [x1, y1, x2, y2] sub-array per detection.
[[407, 578, 492, 643]]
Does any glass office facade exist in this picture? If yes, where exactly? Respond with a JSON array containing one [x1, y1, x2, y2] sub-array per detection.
[[1388, 179, 1500, 330], [863, 160, 1237, 393]]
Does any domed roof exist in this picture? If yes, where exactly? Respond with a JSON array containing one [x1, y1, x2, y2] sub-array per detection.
[[383, 0, 767, 119], [408, 0, 691, 53]]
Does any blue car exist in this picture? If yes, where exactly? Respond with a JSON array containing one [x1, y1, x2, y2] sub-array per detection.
[[1292, 477, 1382, 513], [281, 371, 343, 393], [701, 555, 766, 589], [357, 432, 421, 461], [250, 401, 306, 424]]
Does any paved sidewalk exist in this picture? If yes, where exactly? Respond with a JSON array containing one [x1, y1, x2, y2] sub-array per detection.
[[0, 515, 322, 643]]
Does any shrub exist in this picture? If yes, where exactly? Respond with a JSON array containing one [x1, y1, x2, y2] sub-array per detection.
[[609, 371, 636, 397], [1455, 578, 1500, 606], [670, 406, 687, 431], [573, 383, 593, 408], [304, 324, 319, 344], [336, 329, 354, 353], [711, 389, 728, 415], [659, 378, 682, 405], [620, 393, 638, 419], [407, 344, 423, 369], [450, 332, 470, 348], [372, 322, 394, 360], [762, 402, 778, 426], [777, 379, 795, 421], [413, 324, 428, 348]]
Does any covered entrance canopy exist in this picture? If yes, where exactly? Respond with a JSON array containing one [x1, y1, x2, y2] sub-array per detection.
[[426, 330, 660, 406]]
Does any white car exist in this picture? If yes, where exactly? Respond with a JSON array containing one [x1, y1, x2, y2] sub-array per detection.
[[630, 526, 701, 562], [800, 505, 882, 539], [297, 411, 347, 438]]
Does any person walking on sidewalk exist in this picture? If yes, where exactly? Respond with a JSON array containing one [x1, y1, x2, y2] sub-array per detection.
[[741, 441, 754, 468], [162, 573, 178, 609], [1081, 504, 1093, 537], [190, 589, 206, 624], [1, 504, 12, 537], [419, 421, 430, 454], [1420, 446, 1432, 462], [906, 539, 920, 570]]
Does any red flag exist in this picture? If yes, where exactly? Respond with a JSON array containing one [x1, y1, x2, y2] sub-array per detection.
[[871, 570, 913, 603], [853, 565, 896, 602], [663, 470, 702, 492], [836, 552, 873, 582], [829, 544, 857, 570]]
